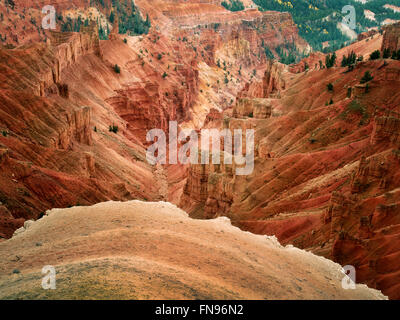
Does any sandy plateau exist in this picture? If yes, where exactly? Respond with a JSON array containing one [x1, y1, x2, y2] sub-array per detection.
[[0, 201, 387, 300]]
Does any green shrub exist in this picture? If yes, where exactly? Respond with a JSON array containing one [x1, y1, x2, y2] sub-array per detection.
[[109, 124, 118, 133], [341, 51, 356, 67], [325, 52, 336, 68], [113, 64, 121, 74], [391, 50, 400, 60], [370, 50, 380, 60], [383, 48, 391, 59], [340, 100, 369, 125], [117, 2, 150, 36], [221, 0, 244, 12], [224, 75, 229, 84], [347, 87, 352, 98], [360, 71, 373, 84]]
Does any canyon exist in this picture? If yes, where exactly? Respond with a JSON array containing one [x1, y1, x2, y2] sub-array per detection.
[[0, 0, 400, 299], [180, 22, 400, 299], [0, 0, 306, 237]]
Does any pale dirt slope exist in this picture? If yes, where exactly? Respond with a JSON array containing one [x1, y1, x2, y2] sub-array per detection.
[[0, 201, 386, 300]]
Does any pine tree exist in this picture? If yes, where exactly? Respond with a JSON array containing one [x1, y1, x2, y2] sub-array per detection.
[[360, 71, 373, 84], [383, 48, 391, 59], [370, 50, 380, 60], [325, 52, 336, 68]]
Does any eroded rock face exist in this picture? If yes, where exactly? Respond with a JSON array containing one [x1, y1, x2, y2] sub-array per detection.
[[233, 98, 272, 119], [180, 37, 400, 299], [381, 22, 400, 53], [238, 60, 287, 99], [320, 150, 400, 299], [0, 21, 161, 236], [138, 0, 308, 66], [57, 107, 93, 149], [0, 0, 308, 239], [262, 60, 286, 98], [181, 159, 234, 219], [358, 29, 379, 41], [2, 0, 400, 301], [106, 63, 199, 142], [371, 112, 400, 147], [289, 52, 326, 73], [180, 116, 260, 219]]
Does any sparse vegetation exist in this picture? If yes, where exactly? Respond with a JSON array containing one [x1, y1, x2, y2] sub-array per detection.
[[360, 71, 373, 84], [347, 87, 352, 98], [109, 124, 118, 134], [221, 0, 244, 12], [392, 149, 400, 157], [325, 52, 336, 69], [224, 74, 229, 84], [341, 51, 356, 67], [327, 83, 333, 92], [383, 48, 391, 59], [276, 42, 307, 65], [370, 50, 380, 60], [264, 46, 275, 60], [113, 64, 121, 74], [254, 0, 400, 51], [391, 50, 400, 60], [339, 100, 369, 126], [114, 0, 151, 36]]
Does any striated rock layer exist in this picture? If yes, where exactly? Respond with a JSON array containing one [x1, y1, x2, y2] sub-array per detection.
[[381, 22, 400, 53], [0, 1, 308, 238], [2, 0, 399, 301], [0, 22, 161, 238], [180, 29, 400, 299]]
